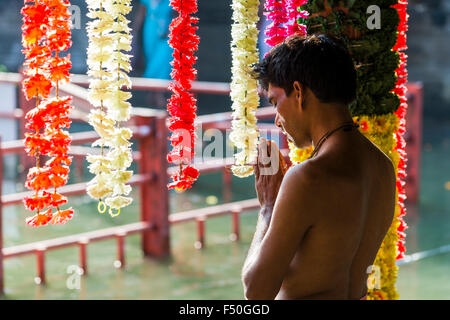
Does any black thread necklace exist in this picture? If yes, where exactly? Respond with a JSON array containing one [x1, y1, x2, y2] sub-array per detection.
[[309, 122, 360, 159]]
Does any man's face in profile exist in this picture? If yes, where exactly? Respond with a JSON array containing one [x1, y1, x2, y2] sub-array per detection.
[[267, 82, 310, 149]]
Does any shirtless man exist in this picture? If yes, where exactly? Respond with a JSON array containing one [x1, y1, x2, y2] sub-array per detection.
[[241, 34, 396, 300]]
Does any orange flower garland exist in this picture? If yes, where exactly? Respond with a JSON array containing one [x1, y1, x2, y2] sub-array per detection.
[[22, 0, 74, 227]]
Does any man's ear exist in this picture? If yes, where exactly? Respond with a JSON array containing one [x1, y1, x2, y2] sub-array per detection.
[[292, 81, 305, 109]]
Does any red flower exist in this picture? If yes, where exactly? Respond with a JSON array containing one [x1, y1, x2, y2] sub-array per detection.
[[183, 165, 199, 180], [49, 173, 68, 189], [167, 165, 199, 192], [22, 45, 51, 69], [360, 120, 369, 132], [46, 128, 71, 156], [21, 3, 50, 48], [25, 168, 52, 191], [168, 179, 194, 192], [22, 0, 74, 226], [25, 107, 46, 131], [264, 0, 288, 47], [50, 207, 74, 225], [170, 0, 198, 14], [167, 0, 200, 191], [23, 73, 52, 100], [24, 191, 52, 211], [50, 192, 68, 207], [46, 155, 72, 167], [46, 55, 72, 83], [50, 164, 70, 177], [24, 132, 52, 156], [26, 208, 53, 227], [392, 0, 409, 260]]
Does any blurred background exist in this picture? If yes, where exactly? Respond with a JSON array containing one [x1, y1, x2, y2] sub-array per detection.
[[0, 0, 449, 299]]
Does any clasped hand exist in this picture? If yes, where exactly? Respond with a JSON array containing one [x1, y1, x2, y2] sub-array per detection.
[[253, 138, 289, 208]]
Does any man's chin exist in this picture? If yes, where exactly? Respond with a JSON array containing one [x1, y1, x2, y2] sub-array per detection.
[[287, 135, 295, 145], [283, 131, 299, 147], [288, 137, 310, 149]]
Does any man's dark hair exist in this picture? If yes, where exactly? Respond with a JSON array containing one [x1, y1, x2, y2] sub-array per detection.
[[253, 33, 357, 105]]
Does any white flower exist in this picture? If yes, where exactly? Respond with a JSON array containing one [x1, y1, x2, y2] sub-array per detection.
[[104, 196, 133, 210], [229, 0, 261, 178], [86, 0, 135, 214]]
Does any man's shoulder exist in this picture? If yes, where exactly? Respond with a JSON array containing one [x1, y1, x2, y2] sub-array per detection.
[[282, 159, 325, 192], [286, 158, 329, 181]]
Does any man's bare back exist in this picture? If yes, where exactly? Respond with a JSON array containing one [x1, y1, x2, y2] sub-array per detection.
[[275, 129, 396, 300]]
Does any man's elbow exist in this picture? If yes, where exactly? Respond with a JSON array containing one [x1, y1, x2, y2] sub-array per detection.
[[242, 271, 277, 300]]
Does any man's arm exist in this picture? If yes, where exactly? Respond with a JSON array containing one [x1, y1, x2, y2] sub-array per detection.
[[242, 160, 316, 300], [242, 205, 273, 278]]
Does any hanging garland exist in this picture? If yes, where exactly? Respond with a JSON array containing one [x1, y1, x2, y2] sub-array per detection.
[[392, 0, 409, 262], [22, 0, 74, 227], [264, 0, 288, 47], [263, 0, 311, 162], [286, 0, 309, 36], [284, 0, 311, 163], [86, 0, 134, 217], [353, 114, 401, 300], [229, 0, 260, 178], [166, 0, 200, 192]]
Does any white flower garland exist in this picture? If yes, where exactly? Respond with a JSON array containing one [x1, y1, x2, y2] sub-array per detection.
[[85, 0, 133, 217], [229, 0, 261, 178]]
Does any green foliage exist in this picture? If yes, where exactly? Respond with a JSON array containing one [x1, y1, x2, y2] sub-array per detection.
[[0, 64, 7, 72], [303, 0, 401, 116]]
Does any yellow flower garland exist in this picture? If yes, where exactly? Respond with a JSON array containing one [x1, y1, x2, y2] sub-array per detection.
[[229, 0, 261, 178], [355, 114, 400, 300], [85, 0, 133, 216], [289, 114, 400, 299]]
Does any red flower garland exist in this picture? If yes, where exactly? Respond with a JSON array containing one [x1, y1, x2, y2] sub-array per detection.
[[167, 0, 200, 192], [22, 0, 74, 227], [286, 0, 309, 36], [264, 0, 288, 47], [264, 0, 309, 49], [392, 0, 409, 260]]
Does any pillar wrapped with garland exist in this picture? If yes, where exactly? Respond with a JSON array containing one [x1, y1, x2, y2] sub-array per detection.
[[261, 0, 408, 299]]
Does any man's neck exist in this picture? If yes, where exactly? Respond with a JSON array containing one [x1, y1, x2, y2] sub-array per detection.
[[309, 103, 354, 148]]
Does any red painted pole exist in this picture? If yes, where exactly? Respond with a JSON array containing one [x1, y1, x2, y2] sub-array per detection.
[[0, 136, 4, 295], [136, 111, 170, 258], [231, 208, 241, 242], [75, 155, 84, 182], [78, 238, 88, 275], [36, 247, 46, 285], [116, 232, 126, 268], [195, 216, 206, 249]]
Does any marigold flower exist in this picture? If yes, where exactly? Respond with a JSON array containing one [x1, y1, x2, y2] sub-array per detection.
[[22, 0, 74, 226], [50, 207, 74, 225], [26, 208, 53, 227]]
